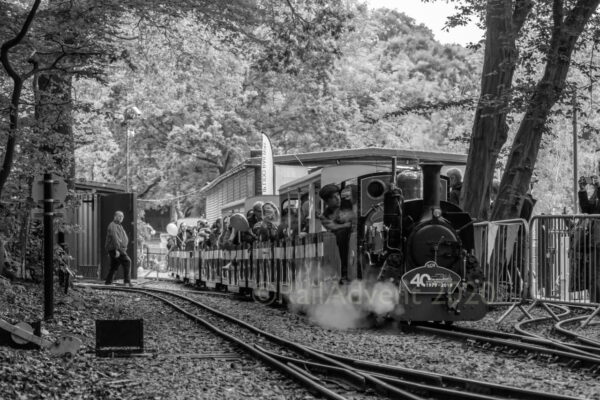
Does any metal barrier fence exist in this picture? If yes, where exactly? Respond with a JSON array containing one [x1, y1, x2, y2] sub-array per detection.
[[473, 219, 529, 304], [530, 215, 600, 306], [165, 218, 600, 309]]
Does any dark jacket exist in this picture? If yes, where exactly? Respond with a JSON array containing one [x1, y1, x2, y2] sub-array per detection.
[[579, 189, 600, 246], [106, 221, 128, 252], [579, 189, 600, 214], [519, 193, 536, 221], [449, 183, 462, 206]]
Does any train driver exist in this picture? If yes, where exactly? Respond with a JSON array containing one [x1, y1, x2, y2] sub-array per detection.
[[447, 168, 462, 206]]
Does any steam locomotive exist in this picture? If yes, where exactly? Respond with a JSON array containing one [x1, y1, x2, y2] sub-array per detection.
[[358, 161, 486, 321], [168, 158, 488, 323]]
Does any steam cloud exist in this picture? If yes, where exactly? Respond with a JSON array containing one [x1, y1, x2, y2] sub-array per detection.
[[287, 264, 402, 330]]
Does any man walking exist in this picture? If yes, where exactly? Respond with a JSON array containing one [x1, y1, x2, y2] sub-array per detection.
[[105, 211, 132, 286]]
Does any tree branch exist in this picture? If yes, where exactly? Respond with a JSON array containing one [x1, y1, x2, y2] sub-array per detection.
[[285, 0, 309, 25], [512, 0, 534, 36], [0, 0, 41, 82], [169, 144, 223, 167], [137, 176, 162, 199], [23, 52, 67, 80], [564, 0, 600, 30]]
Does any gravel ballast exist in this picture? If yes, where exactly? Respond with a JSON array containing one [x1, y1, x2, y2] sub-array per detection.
[[151, 281, 600, 400], [0, 280, 319, 399]]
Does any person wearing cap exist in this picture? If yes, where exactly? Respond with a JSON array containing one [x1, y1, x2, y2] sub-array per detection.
[[319, 184, 343, 222], [318, 184, 352, 282], [248, 201, 264, 226]]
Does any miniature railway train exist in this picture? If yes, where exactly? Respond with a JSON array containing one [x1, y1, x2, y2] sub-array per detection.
[[168, 154, 488, 322]]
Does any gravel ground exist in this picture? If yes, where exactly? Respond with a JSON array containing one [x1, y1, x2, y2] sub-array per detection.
[[578, 319, 600, 342], [151, 281, 600, 400], [0, 280, 320, 400], [468, 304, 600, 347]]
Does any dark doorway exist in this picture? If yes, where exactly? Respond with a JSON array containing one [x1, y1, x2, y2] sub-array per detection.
[[99, 193, 137, 280]]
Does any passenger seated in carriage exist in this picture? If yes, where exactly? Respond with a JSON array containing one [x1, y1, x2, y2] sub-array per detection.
[[248, 201, 263, 228], [176, 223, 187, 250], [184, 227, 196, 251], [277, 203, 298, 239], [195, 219, 211, 249], [219, 215, 239, 249], [253, 202, 280, 242], [299, 193, 310, 236], [238, 202, 264, 245], [207, 218, 222, 248]]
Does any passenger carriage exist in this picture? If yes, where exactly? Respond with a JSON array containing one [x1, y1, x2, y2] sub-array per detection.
[[168, 148, 487, 321]]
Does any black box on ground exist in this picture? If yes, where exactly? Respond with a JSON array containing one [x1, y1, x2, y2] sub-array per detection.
[[95, 319, 143, 356]]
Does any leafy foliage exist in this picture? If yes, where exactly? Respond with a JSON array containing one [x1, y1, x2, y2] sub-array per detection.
[[71, 4, 482, 217]]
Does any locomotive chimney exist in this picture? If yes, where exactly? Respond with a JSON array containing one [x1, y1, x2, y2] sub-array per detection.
[[420, 162, 443, 214]]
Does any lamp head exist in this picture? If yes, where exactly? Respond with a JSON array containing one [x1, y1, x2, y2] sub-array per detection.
[[124, 106, 141, 120]]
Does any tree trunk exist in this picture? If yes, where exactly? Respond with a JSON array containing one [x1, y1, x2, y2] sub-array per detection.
[[0, 0, 41, 198], [492, 0, 600, 220], [0, 237, 5, 278], [0, 80, 24, 198], [460, 0, 520, 220]]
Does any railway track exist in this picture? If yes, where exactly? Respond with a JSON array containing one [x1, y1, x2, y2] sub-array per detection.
[[554, 315, 600, 349], [87, 284, 577, 400], [513, 306, 600, 352], [411, 305, 600, 373]]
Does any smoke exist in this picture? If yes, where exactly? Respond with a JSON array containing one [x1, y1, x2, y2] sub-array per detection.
[[286, 265, 403, 330]]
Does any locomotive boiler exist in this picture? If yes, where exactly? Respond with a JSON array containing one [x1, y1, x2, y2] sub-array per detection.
[[358, 161, 487, 322]]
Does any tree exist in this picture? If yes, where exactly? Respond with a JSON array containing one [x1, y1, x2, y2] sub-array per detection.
[[459, 0, 531, 219], [440, 0, 600, 219], [72, 1, 352, 214], [0, 0, 41, 196], [492, 0, 600, 220]]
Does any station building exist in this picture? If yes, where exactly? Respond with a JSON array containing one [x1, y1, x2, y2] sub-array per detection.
[[200, 147, 467, 223]]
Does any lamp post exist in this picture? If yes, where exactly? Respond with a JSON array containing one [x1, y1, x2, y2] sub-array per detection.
[[572, 90, 578, 214], [123, 106, 141, 192]]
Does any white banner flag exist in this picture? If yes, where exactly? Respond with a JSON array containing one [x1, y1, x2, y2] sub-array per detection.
[[487, 223, 499, 264], [261, 133, 274, 195]]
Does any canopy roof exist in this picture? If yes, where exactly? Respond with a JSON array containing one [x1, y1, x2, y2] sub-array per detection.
[[200, 147, 467, 194]]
